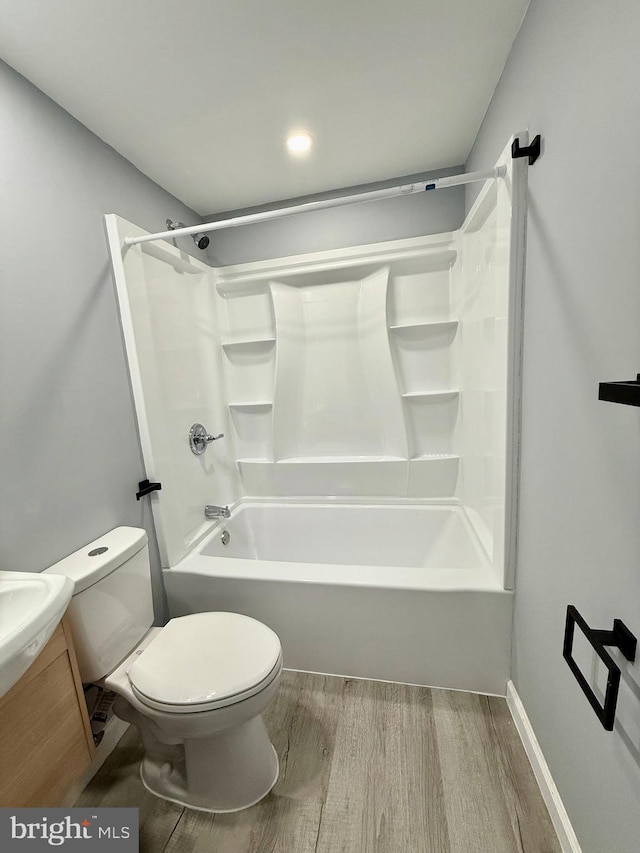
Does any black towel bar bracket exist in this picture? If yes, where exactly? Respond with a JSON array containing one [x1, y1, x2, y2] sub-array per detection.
[[563, 605, 637, 731], [598, 374, 640, 407]]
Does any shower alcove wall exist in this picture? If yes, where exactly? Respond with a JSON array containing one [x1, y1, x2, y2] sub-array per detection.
[[107, 138, 526, 693], [218, 239, 461, 502]]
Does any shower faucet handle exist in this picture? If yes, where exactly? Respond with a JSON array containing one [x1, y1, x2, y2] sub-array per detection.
[[189, 423, 224, 455]]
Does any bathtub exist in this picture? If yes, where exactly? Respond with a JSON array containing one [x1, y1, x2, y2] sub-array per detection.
[[163, 500, 513, 694]]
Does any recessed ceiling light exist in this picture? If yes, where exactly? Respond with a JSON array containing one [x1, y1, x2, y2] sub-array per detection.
[[286, 132, 313, 155]]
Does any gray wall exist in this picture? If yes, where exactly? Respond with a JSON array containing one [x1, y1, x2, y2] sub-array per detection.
[[0, 60, 202, 619], [466, 2, 640, 850], [204, 169, 464, 266]]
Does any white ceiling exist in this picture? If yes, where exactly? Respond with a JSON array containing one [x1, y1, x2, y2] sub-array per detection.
[[0, 0, 528, 215]]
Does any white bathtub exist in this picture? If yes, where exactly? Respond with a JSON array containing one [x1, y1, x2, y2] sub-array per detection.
[[163, 500, 513, 694]]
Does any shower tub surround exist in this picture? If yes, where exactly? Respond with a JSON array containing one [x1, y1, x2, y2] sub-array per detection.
[[108, 137, 526, 695]]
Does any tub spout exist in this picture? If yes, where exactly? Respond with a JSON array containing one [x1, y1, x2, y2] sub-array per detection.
[[205, 505, 230, 519]]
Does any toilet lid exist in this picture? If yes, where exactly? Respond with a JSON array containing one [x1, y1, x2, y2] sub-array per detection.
[[127, 612, 282, 712]]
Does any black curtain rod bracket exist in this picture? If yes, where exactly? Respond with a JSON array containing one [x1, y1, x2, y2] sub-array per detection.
[[136, 479, 162, 501], [511, 134, 541, 165], [563, 605, 637, 731]]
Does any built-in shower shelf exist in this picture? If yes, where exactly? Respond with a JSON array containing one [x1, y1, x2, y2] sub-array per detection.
[[237, 455, 459, 464], [389, 320, 458, 333], [410, 453, 460, 462], [276, 455, 407, 464], [237, 457, 413, 497], [228, 401, 273, 409], [402, 390, 459, 400], [222, 337, 276, 351]]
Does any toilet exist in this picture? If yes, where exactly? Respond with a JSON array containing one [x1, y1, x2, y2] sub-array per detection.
[[46, 526, 283, 813]]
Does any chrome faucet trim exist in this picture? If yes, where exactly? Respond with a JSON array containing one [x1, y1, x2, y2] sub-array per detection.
[[205, 505, 231, 519], [189, 423, 224, 456]]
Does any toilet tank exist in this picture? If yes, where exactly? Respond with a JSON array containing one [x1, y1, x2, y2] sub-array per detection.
[[45, 527, 155, 683]]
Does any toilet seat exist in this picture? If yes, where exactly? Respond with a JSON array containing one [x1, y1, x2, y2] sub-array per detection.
[[127, 612, 282, 714]]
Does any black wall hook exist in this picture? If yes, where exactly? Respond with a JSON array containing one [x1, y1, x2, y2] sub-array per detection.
[[563, 605, 636, 731], [512, 134, 541, 165], [136, 479, 162, 501]]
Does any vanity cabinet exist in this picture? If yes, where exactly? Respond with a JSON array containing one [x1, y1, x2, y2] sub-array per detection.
[[0, 615, 95, 806]]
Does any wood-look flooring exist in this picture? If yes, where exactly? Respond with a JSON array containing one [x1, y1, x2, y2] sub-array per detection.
[[77, 671, 560, 852]]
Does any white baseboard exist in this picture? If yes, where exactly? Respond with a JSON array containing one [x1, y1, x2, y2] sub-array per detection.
[[506, 681, 582, 853]]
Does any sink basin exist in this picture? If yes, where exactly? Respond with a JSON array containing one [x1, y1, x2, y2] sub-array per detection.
[[0, 571, 74, 699]]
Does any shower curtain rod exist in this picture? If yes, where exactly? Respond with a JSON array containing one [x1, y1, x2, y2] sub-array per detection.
[[124, 165, 506, 247]]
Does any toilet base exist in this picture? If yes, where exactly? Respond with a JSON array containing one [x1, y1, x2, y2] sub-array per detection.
[[139, 715, 280, 813]]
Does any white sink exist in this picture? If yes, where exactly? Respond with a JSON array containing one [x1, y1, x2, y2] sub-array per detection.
[[0, 571, 74, 699]]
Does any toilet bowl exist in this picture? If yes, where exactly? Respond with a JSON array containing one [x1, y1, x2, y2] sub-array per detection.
[[106, 612, 283, 812], [46, 527, 283, 813]]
